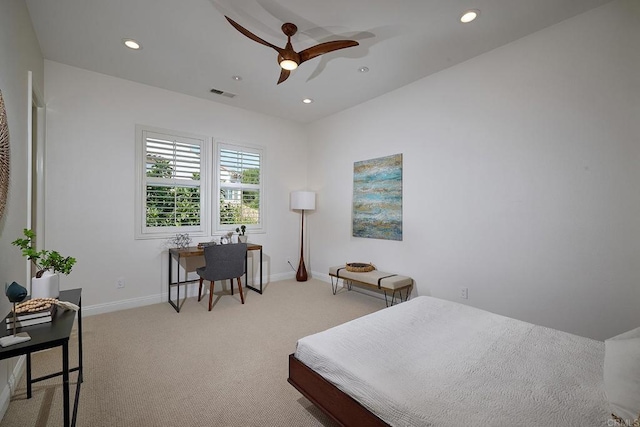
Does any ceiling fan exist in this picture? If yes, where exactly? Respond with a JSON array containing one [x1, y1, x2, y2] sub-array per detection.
[[225, 16, 359, 84]]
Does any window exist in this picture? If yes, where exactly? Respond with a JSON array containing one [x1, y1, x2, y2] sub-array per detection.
[[136, 126, 208, 239], [215, 141, 264, 232]]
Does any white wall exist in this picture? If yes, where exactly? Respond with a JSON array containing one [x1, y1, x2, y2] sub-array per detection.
[[307, 0, 640, 341], [44, 61, 307, 311], [0, 0, 44, 418]]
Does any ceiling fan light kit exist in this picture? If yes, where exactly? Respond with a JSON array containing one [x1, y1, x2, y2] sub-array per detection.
[[225, 16, 359, 84], [279, 59, 298, 71]]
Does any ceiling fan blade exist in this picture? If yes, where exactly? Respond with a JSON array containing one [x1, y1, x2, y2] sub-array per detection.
[[277, 68, 290, 85], [225, 16, 283, 54], [299, 40, 359, 64]]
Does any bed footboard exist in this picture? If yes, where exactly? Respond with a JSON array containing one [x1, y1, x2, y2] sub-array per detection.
[[288, 353, 389, 427]]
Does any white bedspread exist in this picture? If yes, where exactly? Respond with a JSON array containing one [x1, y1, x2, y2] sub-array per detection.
[[295, 296, 608, 426]]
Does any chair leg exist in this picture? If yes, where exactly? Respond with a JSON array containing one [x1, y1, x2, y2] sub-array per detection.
[[237, 277, 244, 304], [208, 281, 214, 311], [198, 277, 203, 302], [230, 278, 233, 295]]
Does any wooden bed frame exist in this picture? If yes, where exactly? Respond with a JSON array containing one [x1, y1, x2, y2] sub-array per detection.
[[288, 353, 389, 427]]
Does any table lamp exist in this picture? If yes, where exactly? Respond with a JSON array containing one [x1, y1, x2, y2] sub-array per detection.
[[290, 191, 316, 281], [0, 282, 31, 347]]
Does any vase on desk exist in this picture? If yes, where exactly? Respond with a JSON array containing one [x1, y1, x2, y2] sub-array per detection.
[[238, 235, 247, 243], [31, 270, 59, 299]]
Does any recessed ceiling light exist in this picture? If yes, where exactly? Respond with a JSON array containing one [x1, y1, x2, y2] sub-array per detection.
[[122, 38, 142, 50], [460, 10, 480, 23], [302, 98, 313, 104], [358, 66, 370, 73], [232, 75, 242, 81]]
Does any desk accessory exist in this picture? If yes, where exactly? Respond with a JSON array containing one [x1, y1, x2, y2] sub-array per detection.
[[0, 282, 31, 347]]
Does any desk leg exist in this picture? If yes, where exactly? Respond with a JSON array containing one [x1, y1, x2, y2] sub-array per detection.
[[26, 353, 32, 398], [245, 252, 248, 292], [168, 251, 180, 313], [246, 248, 263, 295], [62, 341, 70, 427], [177, 253, 181, 312], [78, 298, 83, 383], [73, 300, 83, 427], [168, 250, 172, 305], [259, 247, 263, 294]]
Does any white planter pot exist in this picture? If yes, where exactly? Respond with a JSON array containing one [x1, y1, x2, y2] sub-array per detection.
[[238, 235, 248, 243], [31, 271, 60, 299]]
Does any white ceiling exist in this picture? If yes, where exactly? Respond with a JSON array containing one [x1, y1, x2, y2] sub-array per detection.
[[25, 0, 611, 123]]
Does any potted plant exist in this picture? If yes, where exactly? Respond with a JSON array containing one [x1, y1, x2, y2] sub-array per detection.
[[12, 228, 76, 298], [235, 225, 247, 243]]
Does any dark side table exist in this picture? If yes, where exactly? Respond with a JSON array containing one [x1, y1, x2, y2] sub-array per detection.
[[0, 288, 83, 427]]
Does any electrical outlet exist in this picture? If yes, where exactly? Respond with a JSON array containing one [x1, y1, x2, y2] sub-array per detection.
[[460, 287, 468, 299], [116, 277, 125, 289]]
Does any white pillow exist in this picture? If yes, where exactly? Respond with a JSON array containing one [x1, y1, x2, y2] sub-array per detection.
[[604, 327, 640, 422]]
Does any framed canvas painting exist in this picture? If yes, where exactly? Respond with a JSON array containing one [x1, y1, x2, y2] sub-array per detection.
[[352, 153, 402, 241]]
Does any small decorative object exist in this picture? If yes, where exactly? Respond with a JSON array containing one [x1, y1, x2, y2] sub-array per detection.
[[235, 225, 248, 243], [12, 229, 76, 299], [170, 233, 192, 249], [345, 262, 376, 273], [197, 241, 217, 249], [220, 231, 233, 245], [7, 297, 57, 329], [0, 90, 9, 223], [221, 231, 234, 245], [0, 282, 32, 347]]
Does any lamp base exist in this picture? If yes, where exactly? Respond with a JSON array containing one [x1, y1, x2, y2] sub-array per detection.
[[0, 332, 31, 348], [296, 258, 308, 282]]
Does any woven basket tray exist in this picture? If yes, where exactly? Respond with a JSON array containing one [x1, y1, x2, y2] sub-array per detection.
[[345, 262, 375, 273]]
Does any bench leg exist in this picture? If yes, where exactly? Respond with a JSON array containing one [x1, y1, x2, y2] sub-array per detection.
[[386, 289, 409, 307], [404, 286, 412, 302]]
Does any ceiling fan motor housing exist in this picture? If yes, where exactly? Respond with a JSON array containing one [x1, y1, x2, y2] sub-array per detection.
[[278, 50, 300, 68]]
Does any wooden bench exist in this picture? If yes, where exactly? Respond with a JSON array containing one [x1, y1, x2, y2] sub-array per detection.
[[329, 265, 413, 306]]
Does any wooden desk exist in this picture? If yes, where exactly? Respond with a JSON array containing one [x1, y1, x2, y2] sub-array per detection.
[[0, 288, 83, 427], [168, 244, 263, 312]]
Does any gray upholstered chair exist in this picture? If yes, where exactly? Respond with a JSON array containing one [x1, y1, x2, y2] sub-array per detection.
[[196, 243, 247, 311]]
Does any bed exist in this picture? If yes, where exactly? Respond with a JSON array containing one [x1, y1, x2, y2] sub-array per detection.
[[288, 296, 609, 426]]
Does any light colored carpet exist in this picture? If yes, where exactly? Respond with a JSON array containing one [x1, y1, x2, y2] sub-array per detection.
[[1, 279, 386, 426]]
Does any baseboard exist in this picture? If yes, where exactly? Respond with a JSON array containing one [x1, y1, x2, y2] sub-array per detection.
[[83, 273, 294, 316], [0, 355, 26, 422], [84, 293, 165, 316], [269, 271, 296, 282]]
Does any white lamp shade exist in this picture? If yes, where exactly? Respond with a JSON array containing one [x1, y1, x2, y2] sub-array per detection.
[[290, 191, 316, 211]]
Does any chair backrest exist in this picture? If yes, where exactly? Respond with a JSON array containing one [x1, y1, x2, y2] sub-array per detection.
[[199, 243, 247, 282]]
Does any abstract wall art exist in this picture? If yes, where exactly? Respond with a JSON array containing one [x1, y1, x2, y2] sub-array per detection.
[[352, 153, 403, 241]]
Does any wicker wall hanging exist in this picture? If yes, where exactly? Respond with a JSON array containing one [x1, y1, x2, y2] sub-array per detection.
[[0, 90, 9, 222]]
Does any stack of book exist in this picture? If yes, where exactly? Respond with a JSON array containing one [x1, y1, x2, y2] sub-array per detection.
[[6, 305, 55, 329]]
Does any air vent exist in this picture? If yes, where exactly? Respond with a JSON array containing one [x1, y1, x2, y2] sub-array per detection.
[[210, 88, 236, 98]]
